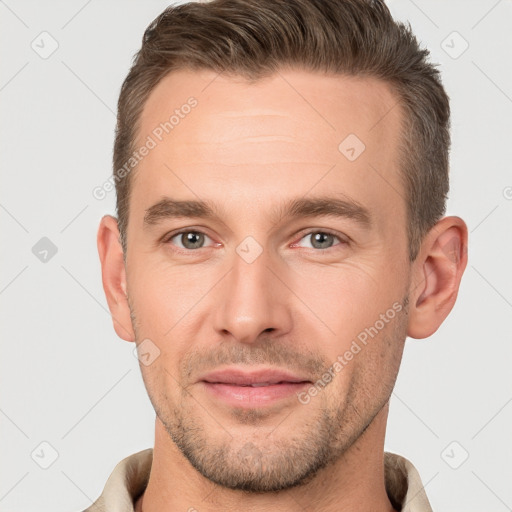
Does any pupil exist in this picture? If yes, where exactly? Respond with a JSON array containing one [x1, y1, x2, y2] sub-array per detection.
[[313, 232, 332, 249], [183, 232, 204, 249]]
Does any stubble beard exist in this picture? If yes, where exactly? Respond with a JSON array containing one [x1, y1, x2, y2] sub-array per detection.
[[129, 296, 409, 493]]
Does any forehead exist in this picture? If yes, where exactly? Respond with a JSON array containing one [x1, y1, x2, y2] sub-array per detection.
[[139, 68, 402, 152], [132, 68, 404, 225]]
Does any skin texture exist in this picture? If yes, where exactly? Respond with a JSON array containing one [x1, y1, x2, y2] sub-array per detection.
[[97, 68, 468, 511]]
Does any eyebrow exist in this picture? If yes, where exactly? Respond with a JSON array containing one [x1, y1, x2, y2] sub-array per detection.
[[143, 195, 372, 229]]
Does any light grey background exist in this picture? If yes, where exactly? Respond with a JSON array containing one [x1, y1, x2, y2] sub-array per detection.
[[1, 1, 511, 511]]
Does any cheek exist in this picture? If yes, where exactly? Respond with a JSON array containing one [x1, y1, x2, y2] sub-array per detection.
[[324, 309, 406, 414], [288, 259, 407, 400], [128, 257, 212, 337], [289, 260, 403, 340], [131, 272, 194, 385], [137, 355, 182, 419]]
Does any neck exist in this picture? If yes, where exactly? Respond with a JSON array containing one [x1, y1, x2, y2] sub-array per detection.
[[136, 403, 395, 512]]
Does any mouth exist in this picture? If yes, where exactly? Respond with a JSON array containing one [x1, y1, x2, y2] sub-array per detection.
[[199, 367, 311, 386], [206, 381, 308, 387], [198, 367, 312, 407]]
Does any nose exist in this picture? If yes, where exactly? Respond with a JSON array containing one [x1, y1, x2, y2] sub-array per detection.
[[213, 246, 293, 344]]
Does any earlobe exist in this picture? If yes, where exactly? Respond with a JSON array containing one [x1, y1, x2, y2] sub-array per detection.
[[407, 216, 468, 339], [97, 215, 135, 342]]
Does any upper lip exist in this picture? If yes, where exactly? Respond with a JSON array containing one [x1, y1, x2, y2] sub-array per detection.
[[199, 367, 311, 386]]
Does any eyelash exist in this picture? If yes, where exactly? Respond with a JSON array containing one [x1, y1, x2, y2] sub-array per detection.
[[291, 229, 348, 250], [162, 228, 349, 253]]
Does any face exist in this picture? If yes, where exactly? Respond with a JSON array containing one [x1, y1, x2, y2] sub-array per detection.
[[125, 68, 411, 492]]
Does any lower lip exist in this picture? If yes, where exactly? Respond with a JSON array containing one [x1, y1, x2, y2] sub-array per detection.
[[201, 381, 310, 407]]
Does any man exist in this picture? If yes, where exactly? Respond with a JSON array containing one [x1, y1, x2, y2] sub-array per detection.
[[91, 0, 468, 510]]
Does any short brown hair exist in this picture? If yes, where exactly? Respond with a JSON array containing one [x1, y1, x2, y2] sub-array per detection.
[[113, 0, 450, 261]]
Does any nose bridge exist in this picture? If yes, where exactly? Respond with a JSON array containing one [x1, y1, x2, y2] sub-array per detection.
[[214, 243, 291, 344]]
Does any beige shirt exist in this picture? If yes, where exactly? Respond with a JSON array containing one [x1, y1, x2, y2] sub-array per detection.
[[83, 449, 432, 511]]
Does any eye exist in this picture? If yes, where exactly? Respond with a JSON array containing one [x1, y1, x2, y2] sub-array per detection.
[[166, 230, 216, 250], [292, 230, 347, 250]]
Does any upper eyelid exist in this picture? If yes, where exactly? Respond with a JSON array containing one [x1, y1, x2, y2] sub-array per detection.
[[165, 228, 216, 246], [294, 227, 346, 239], [291, 229, 348, 247], [163, 227, 213, 241]]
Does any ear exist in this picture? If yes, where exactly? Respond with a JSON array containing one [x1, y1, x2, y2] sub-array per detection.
[[97, 215, 135, 342], [407, 216, 468, 339]]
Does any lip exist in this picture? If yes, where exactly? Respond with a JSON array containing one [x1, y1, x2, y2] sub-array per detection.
[[201, 381, 310, 407], [198, 367, 312, 408], [198, 367, 311, 386]]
